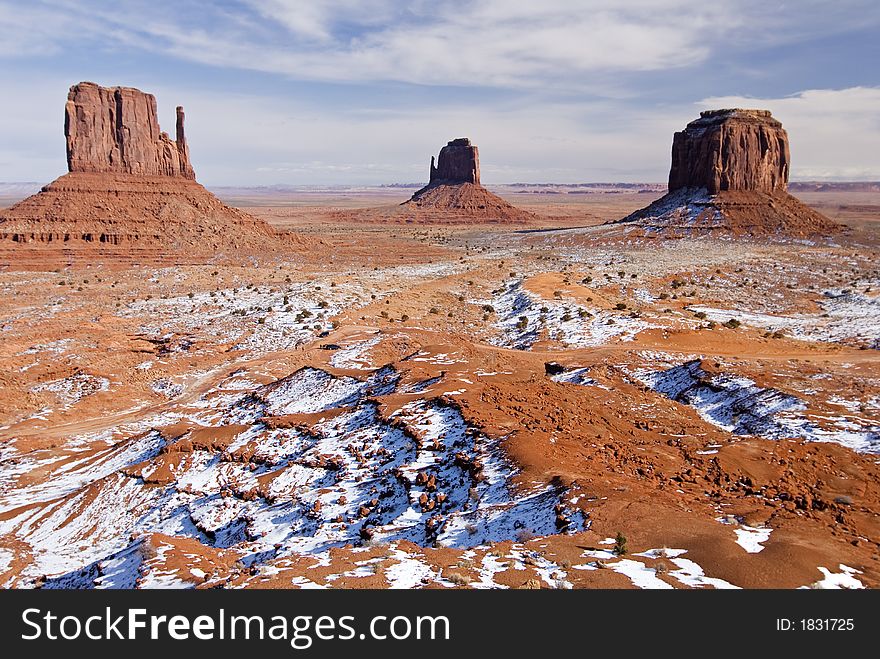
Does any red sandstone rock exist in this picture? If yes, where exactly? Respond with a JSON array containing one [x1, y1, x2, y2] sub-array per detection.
[[404, 137, 536, 223], [668, 109, 788, 194], [429, 138, 480, 185], [0, 82, 300, 262], [65, 82, 195, 179], [618, 109, 840, 238]]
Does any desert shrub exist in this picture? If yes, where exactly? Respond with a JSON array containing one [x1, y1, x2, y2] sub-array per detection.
[[446, 572, 472, 586], [401, 314, 409, 321], [614, 531, 628, 556], [615, 302, 627, 310], [516, 316, 529, 330], [694, 311, 707, 319], [429, 307, 440, 314], [723, 318, 741, 329]]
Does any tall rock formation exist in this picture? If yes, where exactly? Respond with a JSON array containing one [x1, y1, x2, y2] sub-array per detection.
[[0, 82, 294, 264], [429, 138, 480, 185], [64, 82, 195, 179], [667, 109, 788, 194], [617, 109, 839, 238], [403, 137, 534, 223]]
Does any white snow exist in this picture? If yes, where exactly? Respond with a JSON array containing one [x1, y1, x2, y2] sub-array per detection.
[[803, 565, 865, 590], [734, 526, 772, 553]]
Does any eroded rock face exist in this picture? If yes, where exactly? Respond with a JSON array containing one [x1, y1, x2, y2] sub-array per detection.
[[64, 82, 195, 179], [429, 137, 480, 185], [668, 109, 788, 194], [616, 109, 839, 237], [0, 81, 299, 262]]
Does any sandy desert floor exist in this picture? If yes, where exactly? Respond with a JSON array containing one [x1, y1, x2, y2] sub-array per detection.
[[0, 189, 877, 590]]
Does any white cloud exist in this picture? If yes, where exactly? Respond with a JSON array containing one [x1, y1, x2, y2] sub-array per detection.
[[4, 1, 878, 89]]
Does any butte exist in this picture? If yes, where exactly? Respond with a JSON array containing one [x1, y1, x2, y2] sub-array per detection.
[[616, 109, 840, 238], [0, 82, 297, 265], [398, 138, 536, 224]]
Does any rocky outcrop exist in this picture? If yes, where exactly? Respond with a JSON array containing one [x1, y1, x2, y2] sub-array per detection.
[[429, 138, 480, 185], [400, 138, 535, 223], [64, 82, 195, 179], [0, 82, 299, 264], [668, 109, 788, 194], [617, 109, 839, 238]]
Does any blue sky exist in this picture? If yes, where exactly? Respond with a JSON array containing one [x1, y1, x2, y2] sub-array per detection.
[[1, 0, 878, 185]]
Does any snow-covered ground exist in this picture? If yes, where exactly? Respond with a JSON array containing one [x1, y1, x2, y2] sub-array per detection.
[[30, 373, 110, 408], [0, 362, 587, 586], [635, 360, 880, 453], [688, 284, 880, 349], [479, 280, 656, 350]]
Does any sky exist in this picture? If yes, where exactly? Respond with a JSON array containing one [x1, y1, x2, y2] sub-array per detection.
[[0, 0, 878, 186]]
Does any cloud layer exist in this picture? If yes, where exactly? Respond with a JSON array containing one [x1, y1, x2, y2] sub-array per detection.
[[0, 1, 878, 184]]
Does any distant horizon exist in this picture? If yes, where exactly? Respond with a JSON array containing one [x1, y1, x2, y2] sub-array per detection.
[[1, 179, 878, 194]]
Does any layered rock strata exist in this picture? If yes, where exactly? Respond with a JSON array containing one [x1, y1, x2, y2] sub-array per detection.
[[1, 82, 291, 262], [618, 109, 839, 238], [405, 138, 535, 223]]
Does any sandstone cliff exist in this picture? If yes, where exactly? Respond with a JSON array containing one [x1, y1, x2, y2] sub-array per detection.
[[404, 138, 535, 223], [429, 138, 480, 185], [0, 82, 295, 264], [668, 109, 788, 194], [65, 82, 195, 179], [618, 109, 839, 238]]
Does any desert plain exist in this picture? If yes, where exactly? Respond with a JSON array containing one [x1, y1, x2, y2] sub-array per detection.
[[1, 181, 878, 590], [0, 86, 878, 591]]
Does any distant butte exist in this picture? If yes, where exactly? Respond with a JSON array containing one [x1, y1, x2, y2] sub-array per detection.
[[403, 138, 536, 223], [617, 109, 840, 238], [0, 82, 296, 264], [428, 137, 480, 186]]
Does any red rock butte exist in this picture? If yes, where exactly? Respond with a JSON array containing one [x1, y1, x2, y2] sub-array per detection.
[[404, 138, 535, 223], [0, 82, 295, 265], [618, 109, 840, 238], [429, 137, 480, 185], [65, 82, 195, 180]]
